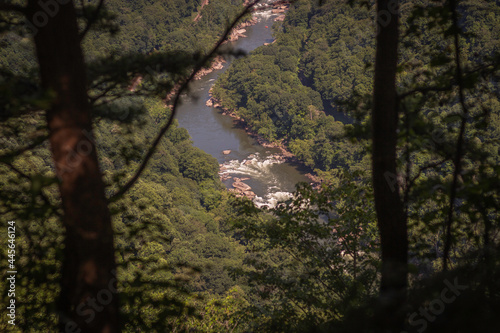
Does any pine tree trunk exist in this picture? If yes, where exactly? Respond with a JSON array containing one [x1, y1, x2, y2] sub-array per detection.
[[372, 0, 408, 329], [26, 1, 120, 332]]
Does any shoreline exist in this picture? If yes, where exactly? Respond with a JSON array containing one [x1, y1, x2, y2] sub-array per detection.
[[165, 17, 259, 104], [193, 0, 292, 80], [207, 95, 321, 187], [197, 2, 323, 195], [193, 17, 260, 81], [202, 4, 323, 187]]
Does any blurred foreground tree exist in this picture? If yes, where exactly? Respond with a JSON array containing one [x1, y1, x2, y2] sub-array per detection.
[[371, 1, 408, 330], [0, 0, 260, 331]]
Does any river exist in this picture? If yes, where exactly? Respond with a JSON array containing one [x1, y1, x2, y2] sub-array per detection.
[[176, 9, 309, 208]]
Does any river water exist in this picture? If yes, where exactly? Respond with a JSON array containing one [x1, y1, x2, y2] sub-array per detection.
[[176, 9, 309, 207]]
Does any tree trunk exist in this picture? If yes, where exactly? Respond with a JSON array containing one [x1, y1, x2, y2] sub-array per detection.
[[372, 0, 408, 329], [26, 1, 120, 332]]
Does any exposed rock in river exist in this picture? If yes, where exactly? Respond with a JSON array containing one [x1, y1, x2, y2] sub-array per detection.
[[228, 17, 258, 41], [233, 181, 252, 192], [243, 190, 256, 200], [274, 14, 285, 22], [194, 56, 226, 80], [231, 180, 256, 199]]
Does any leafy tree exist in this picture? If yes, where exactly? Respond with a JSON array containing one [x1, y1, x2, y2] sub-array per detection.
[[231, 172, 379, 331], [0, 0, 260, 331], [214, 0, 500, 331]]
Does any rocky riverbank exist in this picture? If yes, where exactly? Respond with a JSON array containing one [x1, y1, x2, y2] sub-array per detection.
[[193, 17, 259, 80], [207, 96, 293, 162], [193, 56, 226, 80], [165, 14, 260, 104], [208, 94, 321, 190]]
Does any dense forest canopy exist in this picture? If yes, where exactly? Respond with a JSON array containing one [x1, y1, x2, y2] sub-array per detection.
[[0, 0, 499, 332], [0, 0, 256, 331], [214, 0, 500, 330]]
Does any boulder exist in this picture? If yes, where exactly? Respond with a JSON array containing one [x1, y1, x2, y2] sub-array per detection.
[[244, 191, 256, 199], [233, 181, 252, 192]]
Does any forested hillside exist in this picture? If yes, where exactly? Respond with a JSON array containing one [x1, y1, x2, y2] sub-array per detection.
[[213, 0, 500, 331], [1, 0, 500, 332], [82, 0, 246, 55], [213, 0, 500, 177], [0, 0, 256, 331], [212, 0, 374, 175]]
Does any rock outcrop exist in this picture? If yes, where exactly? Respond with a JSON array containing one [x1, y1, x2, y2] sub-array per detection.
[[232, 181, 252, 192]]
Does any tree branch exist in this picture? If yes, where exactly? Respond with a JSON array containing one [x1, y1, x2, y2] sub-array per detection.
[[399, 84, 453, 100], [443, 0, 469, 271], [79, 0, 104, 41], [0, 135, 48, 162], [2, 161, 61, 218], [408, 158, 449, 190]]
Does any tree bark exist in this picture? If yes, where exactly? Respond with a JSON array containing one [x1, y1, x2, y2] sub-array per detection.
[[372, 0, 408, 328], [26, 1, 120, 332]]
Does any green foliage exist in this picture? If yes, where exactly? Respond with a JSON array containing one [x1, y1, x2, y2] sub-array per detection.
[[212, 0, 500, 331], [0, 0, 251, 331], [1, 0, 500, 332], [230, 172, 379, 331], [212, 0, 370, 174]]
